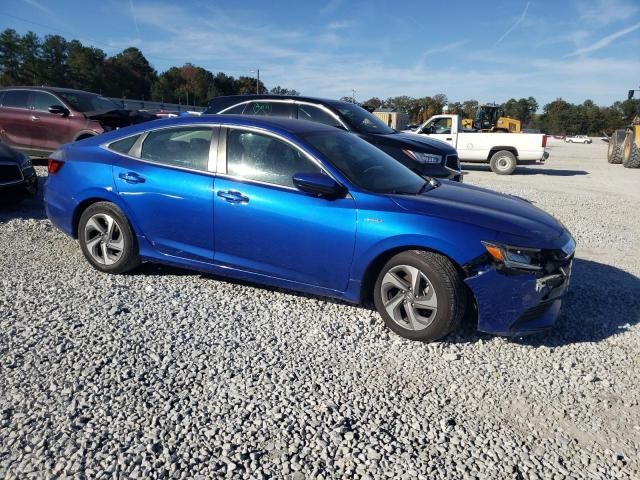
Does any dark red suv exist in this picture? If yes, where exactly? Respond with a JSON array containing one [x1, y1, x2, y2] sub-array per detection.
[[0, 86, 156, 157]]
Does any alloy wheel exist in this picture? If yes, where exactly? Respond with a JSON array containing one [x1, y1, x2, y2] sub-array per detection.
[[84, 213, 124, 266], [380, 264, 438, 331]]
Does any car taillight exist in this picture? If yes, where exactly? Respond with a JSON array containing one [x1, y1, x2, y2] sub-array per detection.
[[542, 135, 548, 148], [48, 159, 64, 174], [48, 149, 65, 174]]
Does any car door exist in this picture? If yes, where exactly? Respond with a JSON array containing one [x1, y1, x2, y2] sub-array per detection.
[[28, 90, 74, 152], [0, 90, 32, 150], [419, 117, 456, 148], [213, 127, 357, 291], [111, 125, 217, 264]]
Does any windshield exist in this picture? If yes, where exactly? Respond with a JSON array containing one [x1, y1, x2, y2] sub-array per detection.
[[304, 130, 425, 194], [57, 92, 121, 114], [329, 102, 395, 135]]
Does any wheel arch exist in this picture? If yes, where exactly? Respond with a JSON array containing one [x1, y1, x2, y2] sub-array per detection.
[[358, 244, 471, 305], [73, 131, 97, 142], [487, 146, 518, 161], [71, 191, 137, 238]]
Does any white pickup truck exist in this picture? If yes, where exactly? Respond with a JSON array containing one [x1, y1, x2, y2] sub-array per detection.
[[405, 114, 549, 175]]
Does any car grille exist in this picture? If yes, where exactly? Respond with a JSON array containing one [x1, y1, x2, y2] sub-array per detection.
[[0, 163, 23, 185], [445, 154, 460, 172], [510, 302, 554, 331]]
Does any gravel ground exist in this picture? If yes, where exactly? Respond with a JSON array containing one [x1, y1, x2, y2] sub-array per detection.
[[1, 141, 639, 479]]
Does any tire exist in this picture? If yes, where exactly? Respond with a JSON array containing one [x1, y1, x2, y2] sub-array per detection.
[[78, 202, 140, 274], [489, 150, 517, 175], [622, 129, 640, 168], [607, 129, 626, 164], [373, 250, 466, 342]]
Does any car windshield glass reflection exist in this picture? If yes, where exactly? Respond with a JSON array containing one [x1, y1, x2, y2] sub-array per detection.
[[58, 92, 121, 114], [328, 102, 395, 135], [304, 131, 424, 194]]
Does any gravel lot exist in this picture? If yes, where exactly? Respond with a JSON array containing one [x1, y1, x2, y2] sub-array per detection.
[[1, 140, 639, 479]]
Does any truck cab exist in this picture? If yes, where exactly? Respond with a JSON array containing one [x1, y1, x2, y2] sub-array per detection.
[[407, 114, 548, 175]]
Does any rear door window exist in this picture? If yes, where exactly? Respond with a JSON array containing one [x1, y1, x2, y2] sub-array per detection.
[[140, 127, 213, 171], [108, 135, 142, 155], [30, 91, 61, 112], [243, 101, 294, 118], [2, 90, 29, 109]]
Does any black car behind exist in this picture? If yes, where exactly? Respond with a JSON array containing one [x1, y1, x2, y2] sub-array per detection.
[[0, 142, 37, 200], [204, 95, 462, 181]]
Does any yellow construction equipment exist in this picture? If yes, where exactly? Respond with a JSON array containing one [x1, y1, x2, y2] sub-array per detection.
[[462, 104, 521, 133], [608, 88, 640, 168]]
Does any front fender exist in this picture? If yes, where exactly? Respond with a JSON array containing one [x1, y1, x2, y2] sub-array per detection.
[[351, 233, 479, 283]]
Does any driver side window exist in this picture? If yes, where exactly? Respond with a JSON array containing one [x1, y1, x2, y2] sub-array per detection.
[[429, 118, 452, 134], [226, 129, 322, 188]]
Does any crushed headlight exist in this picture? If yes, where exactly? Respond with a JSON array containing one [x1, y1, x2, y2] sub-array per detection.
[[482, 242, 543, 271], [402, 149, 442, 164]]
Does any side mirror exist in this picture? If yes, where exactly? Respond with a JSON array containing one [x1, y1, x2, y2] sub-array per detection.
[[293, 172, 346, 198], [48, 105, 69, 116]]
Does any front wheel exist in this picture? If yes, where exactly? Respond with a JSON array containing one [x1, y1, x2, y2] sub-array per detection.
[[489, 150, 517, 175], [373, 251, 466, 341], [622, 129, 640, 168], [78, 202, 140, 274]]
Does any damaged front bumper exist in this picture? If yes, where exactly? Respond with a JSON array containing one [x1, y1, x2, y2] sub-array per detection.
[[464, 244, 573, 336]]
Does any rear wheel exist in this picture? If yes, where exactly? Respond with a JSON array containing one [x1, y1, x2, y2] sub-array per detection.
[[608, 129, 626, 164], [622, 129, 640, 168], [78, 202, 140, 274], [489, 150, 517, 175], [373, 251, 466, 342]]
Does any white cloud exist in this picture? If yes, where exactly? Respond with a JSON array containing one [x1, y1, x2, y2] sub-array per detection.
[[494, 2, 530, 46], [110, 2, 640, 105], [20, 0, 53, 16], [578, 0, 639, 26], [327, 20, 351, 30], [566, 21, 640, 57]]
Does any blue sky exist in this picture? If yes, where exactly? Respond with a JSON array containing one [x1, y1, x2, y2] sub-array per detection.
[[2, 0, 639, 106]]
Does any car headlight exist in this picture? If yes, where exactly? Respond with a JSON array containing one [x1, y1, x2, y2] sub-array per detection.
[[402, 149, 442, 164], [482, 242, 542, 271]]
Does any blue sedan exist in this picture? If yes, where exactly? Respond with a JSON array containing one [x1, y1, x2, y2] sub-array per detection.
[[44, 115, 575, 341]]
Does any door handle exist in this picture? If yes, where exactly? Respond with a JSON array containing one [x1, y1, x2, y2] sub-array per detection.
[[446, 137, 452, 141], [31, 115, 40, 121], [217, 190, 249, 204], [118, 172, 145, 184]]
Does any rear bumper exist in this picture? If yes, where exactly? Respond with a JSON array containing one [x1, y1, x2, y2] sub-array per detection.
[[464, 261, 572, 336]]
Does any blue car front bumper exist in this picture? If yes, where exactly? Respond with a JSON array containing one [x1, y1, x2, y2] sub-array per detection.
[[465, 261, 572, 336]]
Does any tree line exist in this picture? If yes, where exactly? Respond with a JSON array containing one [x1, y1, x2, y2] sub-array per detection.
[[358, 95, 638, 136], [0, 29, 298, 107], [1, 28, 637, 135]]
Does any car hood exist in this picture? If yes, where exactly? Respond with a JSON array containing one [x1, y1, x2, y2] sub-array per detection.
[[391, 181, 566, 246], [369, 132, 456, 154]]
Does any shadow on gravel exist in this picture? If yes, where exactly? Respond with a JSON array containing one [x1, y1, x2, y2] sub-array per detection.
[[463, 165, 589, 177], [513, 258, 640, 347], [135, 258, 640, 346], [0, 177, 47, 222]]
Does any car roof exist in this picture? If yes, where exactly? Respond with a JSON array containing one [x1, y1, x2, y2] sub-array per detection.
[[0, 86, 101, 96], [206, 94, 353, 112], [82, 113, 343, 146]]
